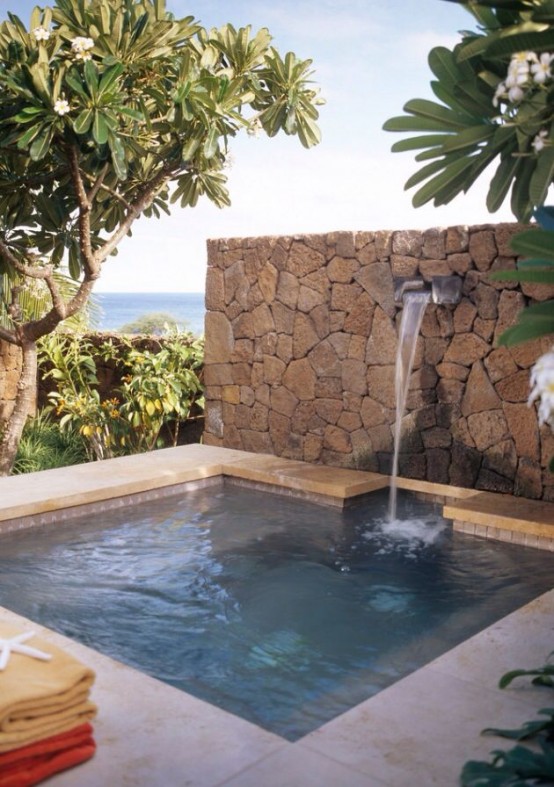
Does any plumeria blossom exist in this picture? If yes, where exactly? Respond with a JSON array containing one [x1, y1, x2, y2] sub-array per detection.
[[32, 26, 50, 42], [53, 98, 70, 116], [493, 51, 553, 108], [71, 36, 94, 60], [531, 52, 554, 84], [532, 129, 549, 153], [528, 348, 554, 430]]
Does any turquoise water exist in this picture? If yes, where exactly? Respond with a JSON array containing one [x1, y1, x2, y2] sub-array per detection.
[[92, 292, 205, 335], [0, 483, 553, 741]]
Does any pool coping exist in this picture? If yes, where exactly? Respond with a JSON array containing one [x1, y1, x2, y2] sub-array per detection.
[[1, 444, 554, 785]]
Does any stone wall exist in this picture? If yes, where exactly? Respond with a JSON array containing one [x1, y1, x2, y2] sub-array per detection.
[[203, 223, 554, 501], [0, 342, 23, 427]]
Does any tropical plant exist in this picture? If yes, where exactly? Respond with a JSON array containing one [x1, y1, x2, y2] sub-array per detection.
[[384, 0, 554, 456], [0, 0, 322, 475], [116, 333, 204, 451], [383, 0, 554, 222], [460, 652, 554, 786], [12, 409, 87, 473], [39, 330, 204, 459]]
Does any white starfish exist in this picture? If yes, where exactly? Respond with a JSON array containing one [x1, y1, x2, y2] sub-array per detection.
[[0, 632, 52, 671]]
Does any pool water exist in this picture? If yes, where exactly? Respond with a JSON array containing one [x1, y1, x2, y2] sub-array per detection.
[[0, 482, 553, 741]]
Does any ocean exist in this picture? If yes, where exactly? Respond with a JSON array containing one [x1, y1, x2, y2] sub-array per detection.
[[92, 292, 206, 336]]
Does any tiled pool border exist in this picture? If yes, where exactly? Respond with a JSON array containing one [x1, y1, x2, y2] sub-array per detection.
[[0, 443, 553, 785]]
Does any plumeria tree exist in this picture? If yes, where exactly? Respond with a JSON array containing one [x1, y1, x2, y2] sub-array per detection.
[[384, 0, 554, 467], [0, 0, 322, 475], [383, 0, 554, 220]]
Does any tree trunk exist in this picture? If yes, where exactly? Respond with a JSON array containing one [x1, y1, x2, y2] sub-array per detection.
[[0, 340, 37, 476]]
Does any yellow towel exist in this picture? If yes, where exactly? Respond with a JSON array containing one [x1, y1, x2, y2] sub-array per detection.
[[0, 623, 97, 753]]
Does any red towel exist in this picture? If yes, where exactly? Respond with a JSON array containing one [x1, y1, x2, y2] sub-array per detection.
[[0, 723, 95, 787]]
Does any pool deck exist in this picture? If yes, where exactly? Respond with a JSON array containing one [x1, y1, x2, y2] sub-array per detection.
[[1, 444, 553, 786]]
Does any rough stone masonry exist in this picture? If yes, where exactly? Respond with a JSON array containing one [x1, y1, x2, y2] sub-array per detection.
[[203, 223, 554, 501]]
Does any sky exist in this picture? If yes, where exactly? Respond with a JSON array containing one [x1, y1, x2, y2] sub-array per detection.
[[1, 0, 515, 292]]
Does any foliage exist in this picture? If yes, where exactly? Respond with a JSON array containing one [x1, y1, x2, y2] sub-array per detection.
[[38, 330, 204, 460], [460, 652, 554, 786], [12, 409, 87, 473], [0, 270, 97, 330], [0, 0, 322, 281], [490, 206, 554, 345], [0, 0, 321, 474], [382, 0, 554, 330], [119, 311, 189, 335], [383, 0, 554, 222]]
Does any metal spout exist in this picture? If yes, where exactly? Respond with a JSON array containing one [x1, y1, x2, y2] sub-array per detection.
[[393, 277, 427, 307], [431, 275, 462, 305]]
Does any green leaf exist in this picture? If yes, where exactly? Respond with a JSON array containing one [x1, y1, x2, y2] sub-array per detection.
[[487, 153, 521, 213], [511, 228, 554, 260], [16, 121, 44, 149], [529, 147, 554, 208], [442, 125, 496, 153], [486, 29, 554, 58], [29, 125, 53, 160], [498, 314, 554, 345], [490, 269, 554, 283], [64, 67, 88, 99], [92, 111, 109, 144], [412, 156, 476, 207], [391, 134, 446, 152], [98, 62, 124, 97], [203, 126, 218, 159], [428, 46, 460, 86], [11, 106, 45, 123], [73, 108, 94, 135], [402, 98, 476, 128], [83, 59, 99, 96], [383, 115, 459, 133]]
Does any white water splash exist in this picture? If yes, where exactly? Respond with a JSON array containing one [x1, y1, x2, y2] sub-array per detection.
[[363, 514, 447, 558]]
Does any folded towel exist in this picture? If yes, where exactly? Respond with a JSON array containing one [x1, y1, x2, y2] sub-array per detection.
[[0, 724, 94, 768], [0, 624, 97, 753], [0, 733, 96, 786]]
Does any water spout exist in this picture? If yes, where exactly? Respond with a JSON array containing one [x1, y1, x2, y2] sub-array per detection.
[[393, 275, 462, 307], [388, 290, 431, 523], [431, 275, 462, 305]]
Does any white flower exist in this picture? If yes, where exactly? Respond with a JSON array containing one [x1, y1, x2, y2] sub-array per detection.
[[492, 81, 507, 108], [53, 98, 70, 116], [71, 36, 94, 54], [508, 84, 525, 102], [73, 50, 92, 61], [32, 26, 50, 42], [528, 348, 554, 429], [532, 129, 549, 152], [531, 52, 554, 84], [247, 118, 263, 137]]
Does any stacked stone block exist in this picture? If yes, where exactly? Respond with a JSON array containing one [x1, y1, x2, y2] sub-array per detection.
[[0, 342, 23, 426], [203, 224, 554, 500]]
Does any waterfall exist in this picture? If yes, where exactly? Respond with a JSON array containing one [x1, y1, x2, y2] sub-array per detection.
[[388, 290, 431, 523]]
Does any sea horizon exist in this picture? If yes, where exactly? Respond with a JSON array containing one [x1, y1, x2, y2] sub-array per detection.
[[92, 291, 206, 335]]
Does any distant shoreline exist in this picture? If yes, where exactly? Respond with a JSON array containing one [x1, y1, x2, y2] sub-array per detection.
[[93, 292, 206, 335]]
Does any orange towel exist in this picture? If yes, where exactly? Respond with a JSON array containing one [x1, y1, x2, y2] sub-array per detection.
[[0, 624, 96, 753], [0, 724, 94, 767], [0, 736, 96, 787]]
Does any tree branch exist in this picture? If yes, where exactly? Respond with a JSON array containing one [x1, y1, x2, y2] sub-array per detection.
[[86, 163, 109, 204], [0, 324, 18, 345], [96, 167, 170, 263], [43, 271, 67, 320], [67, 145, 100, 280]]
